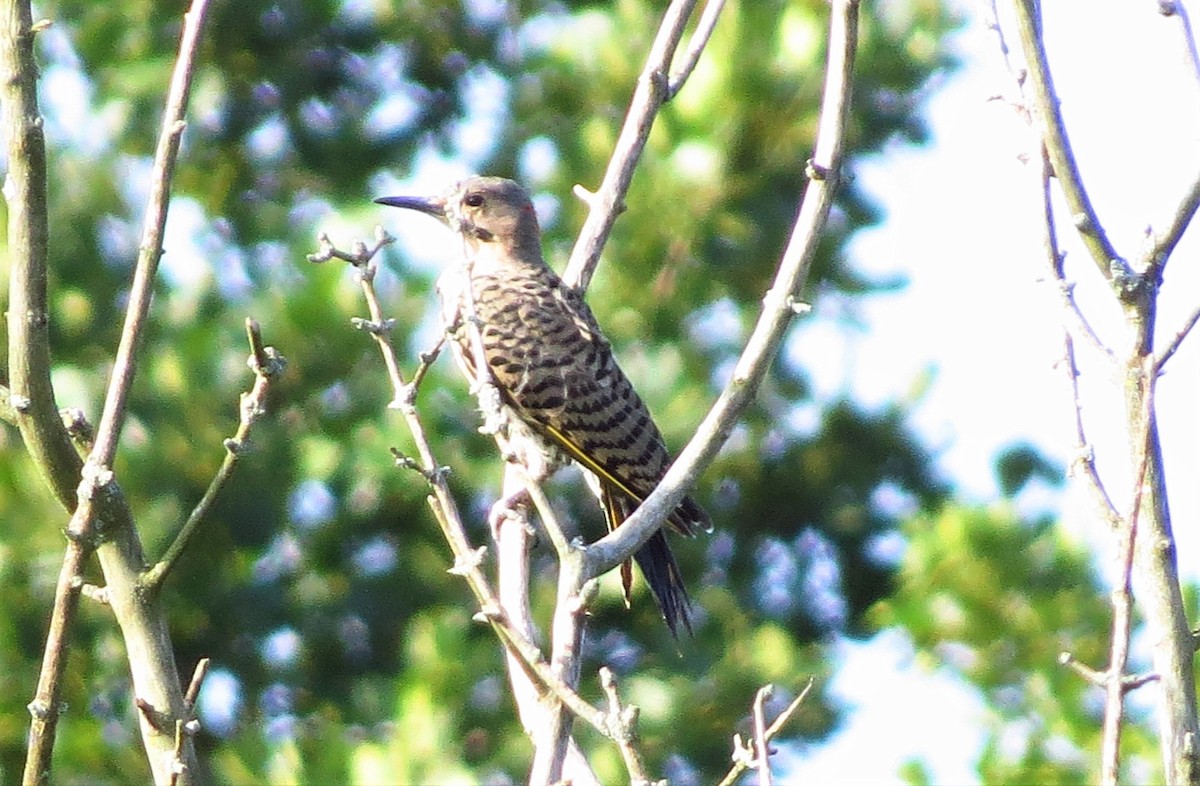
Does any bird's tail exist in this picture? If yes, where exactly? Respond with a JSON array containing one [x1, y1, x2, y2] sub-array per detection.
[[602, 487, 695, 637], [632, 529, 693, 637]]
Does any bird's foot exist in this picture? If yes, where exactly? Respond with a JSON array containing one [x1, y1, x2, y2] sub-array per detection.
[[488, 487, 535, 542]]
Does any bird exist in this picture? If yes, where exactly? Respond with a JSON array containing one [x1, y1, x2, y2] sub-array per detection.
[[376, 176, 710, 636]]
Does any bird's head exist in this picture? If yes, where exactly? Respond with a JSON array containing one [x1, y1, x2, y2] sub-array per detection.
[[376, 176, 543, 259]]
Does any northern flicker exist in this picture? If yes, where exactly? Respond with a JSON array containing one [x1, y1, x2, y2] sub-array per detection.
[[377, 176, 710, 636]]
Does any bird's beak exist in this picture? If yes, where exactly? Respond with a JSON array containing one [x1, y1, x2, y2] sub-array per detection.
[[374, 194, 449, 223]]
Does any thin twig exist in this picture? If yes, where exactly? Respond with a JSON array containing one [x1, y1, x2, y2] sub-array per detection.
[[753, 685, 774, 786], [90, 7, 208, 466], [988, 6, 1117, 365], [167, 658, 210, 786], [1033, 146, 1122, 528], [1155, 304, 1200, 373], [1099, 355, 1157, 785], [141, 320, 285, 596], [183, 657, 210, 711], [1142, 0, 1200, 276], [716, 678, 816, 786], [1157, 0, 1200, 89], [562, 0, 700, 291], [666, 0, 728, 99], [584, 0, 860, 583], [1059, 651, 1107, 687], [599, 667, 653, 786]]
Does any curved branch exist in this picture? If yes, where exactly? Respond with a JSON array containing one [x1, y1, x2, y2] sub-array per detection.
[[3, 3, 83, 509], [585, 0, 860, 581], [20, 2, 213, 783]]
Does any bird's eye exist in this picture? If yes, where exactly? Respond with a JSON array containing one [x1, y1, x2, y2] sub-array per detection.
[[464, 193, 485, 207]]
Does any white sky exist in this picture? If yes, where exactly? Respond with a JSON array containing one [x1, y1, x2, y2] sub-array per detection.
[[789, 0, 1200, 781]]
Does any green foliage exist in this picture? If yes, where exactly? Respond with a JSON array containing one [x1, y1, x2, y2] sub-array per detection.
[[874, 504, 1162, 783], [1, 0, 962, 781]]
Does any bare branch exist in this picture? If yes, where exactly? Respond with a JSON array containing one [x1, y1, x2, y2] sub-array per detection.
[[1156, 0, 1200, 87], [1141, 0, 1200, 276], [562, 0, 700, 291], [1008, 0, 1130, 285], [667, 0, 728, 100], [1099, 360, 1152, 785], [524, 475, 588, 786], [22, 516, 90, 785], [585, 0, 860, 582], [1155, 305, 1200, 373], [182, 657, 210, 712], [717, 678, 816, 786], [18, 1, 212, 782], [141, 320, 285, 596], [1059, 651, 1107, 687], [599, 667, 654, 786], [1034, 148, 1122, 527], [90, 0, 210, 466], [3, 0, 83, 509], [753, 685, 774, 786]]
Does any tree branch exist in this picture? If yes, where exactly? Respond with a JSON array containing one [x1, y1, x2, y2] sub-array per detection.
[[1008, 0, 1130, 286], [493, 474, 599, 786], [3, 0, 83, 510], [1155, 305, 1200, 373], [753, 685, 774, 786], [1097, 355, 1156, 786], [141, 320, 285, 596], [599, 667, 653, 786], [1032, 148, 1122, 528], [523, 475, 589, 786], [561, 0, 700, 291], [10, 0, 210, 782], [667, 0, 728, 100], [584, 0, 860, 582], [716, 678, 815, 786]]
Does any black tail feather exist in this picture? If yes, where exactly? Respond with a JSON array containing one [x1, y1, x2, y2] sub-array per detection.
[[632, 529, 693, 637], [601, 484, 700, 637]]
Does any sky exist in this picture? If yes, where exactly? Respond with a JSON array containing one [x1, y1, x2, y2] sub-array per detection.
[[787, 0, 1200, 781]]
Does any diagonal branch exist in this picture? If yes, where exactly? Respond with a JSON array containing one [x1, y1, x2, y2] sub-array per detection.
[[141, 320, 285, 596], [561, 0, 700, 292], [1142, 0, 1200, 277], [90, 1, 208, 466], [11, 0, 210, 782], [1008, 0, 1129, 285], [584, 0, 860, 582], [667, 0, 728, 99], [1155, 305, 1200, 373]]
